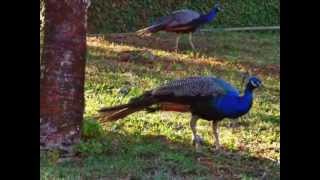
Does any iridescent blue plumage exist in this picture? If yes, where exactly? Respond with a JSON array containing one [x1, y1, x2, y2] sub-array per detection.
[[213, 88, 253, 118], [98, 76, 262, 151], [191, 5, 220, 25], [212, 77, 261, 119]]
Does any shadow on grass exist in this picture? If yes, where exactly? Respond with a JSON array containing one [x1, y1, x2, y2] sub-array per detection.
[[40, 116, 279, 179]]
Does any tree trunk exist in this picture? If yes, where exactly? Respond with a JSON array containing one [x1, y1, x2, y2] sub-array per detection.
[[40, 0, 87, 155]]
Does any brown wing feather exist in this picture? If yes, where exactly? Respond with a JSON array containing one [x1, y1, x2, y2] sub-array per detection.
[[159, 102, 191, 112]]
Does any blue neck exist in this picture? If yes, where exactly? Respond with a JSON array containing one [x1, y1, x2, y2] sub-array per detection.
[[214, 86, 254, 118], [200, 7, 219, 23], [241, 87, 254, 107]]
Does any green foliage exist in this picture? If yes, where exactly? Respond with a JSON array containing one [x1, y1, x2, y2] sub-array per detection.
[[74, 118, 111, 157], [44, 150, 60, 166], [240, 174, 255, 180], [82, 118, 103, 139], [87, 0, 279, 33], [75, 139, 111, 156]]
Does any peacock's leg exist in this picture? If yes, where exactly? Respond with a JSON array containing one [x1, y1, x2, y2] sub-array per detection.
[[175, 35, 181, 52], [212, 121, 220, 150], [188, 32, 196, 51], [190, 115, 203, 152]]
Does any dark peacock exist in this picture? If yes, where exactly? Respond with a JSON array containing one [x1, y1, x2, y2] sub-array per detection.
[[98, 76, 262, 151], [136, 3, 223, 51]]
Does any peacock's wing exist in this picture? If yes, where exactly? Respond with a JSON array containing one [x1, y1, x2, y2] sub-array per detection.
[[152, 76, 239, 98], [151, 14, 174, 26], [152, 9, 200, 27], [168, 9, 200, 27]]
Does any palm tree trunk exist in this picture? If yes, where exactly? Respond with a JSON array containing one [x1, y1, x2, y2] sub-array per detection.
[[40, 0, 88, 155]]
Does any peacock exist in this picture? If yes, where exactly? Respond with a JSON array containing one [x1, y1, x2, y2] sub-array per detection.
[[136, 3, 223, 51], [98, 76, 262, 152]]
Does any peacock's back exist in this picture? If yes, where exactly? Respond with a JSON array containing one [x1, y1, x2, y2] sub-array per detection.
[[152, 76, 239, 98], [152, 9, 200, 27]]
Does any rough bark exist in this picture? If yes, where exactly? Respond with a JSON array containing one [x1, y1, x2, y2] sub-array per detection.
[[40, 0, 87, 155]]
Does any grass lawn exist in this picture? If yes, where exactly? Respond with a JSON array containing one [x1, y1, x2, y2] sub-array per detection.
[[40, 31, 280, 179]]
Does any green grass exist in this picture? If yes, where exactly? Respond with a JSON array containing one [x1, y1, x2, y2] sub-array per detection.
[[40, 31, 280, 179]]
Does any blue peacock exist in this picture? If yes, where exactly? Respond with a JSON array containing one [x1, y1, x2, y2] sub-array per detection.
[[98, 76, 262, 151], [136, 3, 223, 51]]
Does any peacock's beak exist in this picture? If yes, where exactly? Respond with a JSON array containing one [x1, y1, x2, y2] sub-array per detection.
[[217, 4, 224, 12], [258, 84, 265, 91]]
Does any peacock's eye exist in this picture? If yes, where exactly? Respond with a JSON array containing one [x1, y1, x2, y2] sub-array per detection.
[[250, 80, 259, 87]]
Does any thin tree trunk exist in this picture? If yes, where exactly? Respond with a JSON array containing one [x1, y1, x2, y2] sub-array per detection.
[[40, 0, 87, 155]]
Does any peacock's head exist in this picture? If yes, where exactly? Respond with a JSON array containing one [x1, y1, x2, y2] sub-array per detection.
[[214, 3, 224, 12], [247, 76, 262, 90]]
